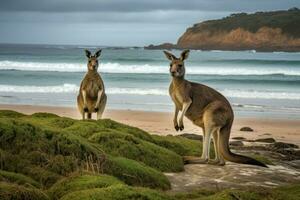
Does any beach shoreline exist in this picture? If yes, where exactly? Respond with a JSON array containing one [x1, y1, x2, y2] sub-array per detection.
[[1, 103, 299, 146]]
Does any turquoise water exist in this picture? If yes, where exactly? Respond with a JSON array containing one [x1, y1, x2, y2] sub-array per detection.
[[0, 44, 299, 118]]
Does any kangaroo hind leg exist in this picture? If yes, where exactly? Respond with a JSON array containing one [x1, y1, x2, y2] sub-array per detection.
[[97, 95, 107, 120], [208, 127, 225, 166], [184, 126, 214, 165]]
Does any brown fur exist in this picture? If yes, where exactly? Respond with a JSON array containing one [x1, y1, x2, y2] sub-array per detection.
[[77, 49, 107, 120], [164, 50, 267, 167]]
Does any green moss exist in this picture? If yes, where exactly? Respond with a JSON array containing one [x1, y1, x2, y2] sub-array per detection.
[[0, 110, 25, 118], [0, 111, 173, 190], [151, 135, 215, 158], [0, 182, 49, 200], [0, 118, 104, 187], [65, 119, 154, 142], [249, 154, 274, 166], [151, 135, 202, 156], [172, 189, 216, 200], [199, 189, 262, 200], [104, 156, 171, 190], [50, 118, 75, 129], [60, 184, 172, 200], [23, 166, 62, 188], [95, 119, 154, 142], [272, 184, 300, 200], [171, 184, 300, 200], [31, 112, 60, 118], [0, 170, 40, 188], [48, 174, 123, 199], [89, 131, 183, 172]]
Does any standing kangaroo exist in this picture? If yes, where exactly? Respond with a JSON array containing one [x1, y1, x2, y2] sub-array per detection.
[[164, 50, 267, 167], [77, 49, 107, 120]]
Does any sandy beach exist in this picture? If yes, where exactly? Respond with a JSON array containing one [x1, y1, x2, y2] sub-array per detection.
[[1, 103, 299, 146]]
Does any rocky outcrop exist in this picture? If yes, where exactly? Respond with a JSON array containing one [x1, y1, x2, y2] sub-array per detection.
[[146, 8, 300, 52], [177, 26, 300, 51], [145, 43, 177, 50]]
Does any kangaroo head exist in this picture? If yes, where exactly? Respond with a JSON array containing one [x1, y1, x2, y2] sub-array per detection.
[[85, 49, 102, 71], [163, 50, 189, 78]]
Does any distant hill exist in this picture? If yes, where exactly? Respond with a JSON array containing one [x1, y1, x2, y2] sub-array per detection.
[[146, 8, 300, 52]]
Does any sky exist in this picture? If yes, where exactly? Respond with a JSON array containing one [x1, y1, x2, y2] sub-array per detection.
[[0, 0, 299, 46]]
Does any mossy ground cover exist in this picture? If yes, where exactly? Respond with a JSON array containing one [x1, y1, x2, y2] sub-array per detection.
[[172, 184, 300, 200], [0, 110, 298, 200]]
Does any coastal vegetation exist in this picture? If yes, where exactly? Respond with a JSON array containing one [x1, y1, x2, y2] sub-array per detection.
[[0, 110, 298, 200]]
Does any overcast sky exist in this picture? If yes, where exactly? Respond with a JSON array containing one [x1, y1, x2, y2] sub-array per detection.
[[0, 0, 299, 46]]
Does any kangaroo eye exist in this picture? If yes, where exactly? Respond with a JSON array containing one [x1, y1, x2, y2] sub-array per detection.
[[178, 64, 183, 67], [170, 64, 172, 67], [89, 60, 91, 63]]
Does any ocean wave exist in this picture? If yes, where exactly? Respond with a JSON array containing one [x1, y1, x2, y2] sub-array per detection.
[[0, 84, 167, 96], [0, 84, 79, 93], [1, 60, 300, 76], [0, 84, 299, 100], [222, 89, 300, 100]]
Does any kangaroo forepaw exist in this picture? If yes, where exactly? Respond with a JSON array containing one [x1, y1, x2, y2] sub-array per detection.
[[175, 125, 179, 131], [94, 107, 99, 112], [179, 125, 184, 131], [83, 107, 88, 112]]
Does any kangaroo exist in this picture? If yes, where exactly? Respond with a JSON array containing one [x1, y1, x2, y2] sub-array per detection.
[[77, 49, 107, 120], [164, 50, 267, 167]]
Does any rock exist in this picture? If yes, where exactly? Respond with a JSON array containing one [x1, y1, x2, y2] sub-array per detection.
[[144, 43, 177, 50], [255, 138, 276, 143], [165, 161, 300, 192], [232, 137, 246, 140], [271, 142, 299, 149], [179, 133, 203, 141], [288, 160, 300, 169], [230, 141, 244, 147], [175, 10, 300, 52], [262, 133, 272, 136], [240, 127, 254, 132]]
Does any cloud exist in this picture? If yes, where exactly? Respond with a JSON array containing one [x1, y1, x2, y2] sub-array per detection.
[[1, 0, 299, 13], [0, 0, 299, 45]]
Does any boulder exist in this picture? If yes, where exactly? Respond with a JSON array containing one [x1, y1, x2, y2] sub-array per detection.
[[255, 138, 276, 143], [179, 133, 203, 141], [240, 127, 254, 132]]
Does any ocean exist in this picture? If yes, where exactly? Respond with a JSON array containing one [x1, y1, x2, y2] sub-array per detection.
[[0, 43, 299, 119]]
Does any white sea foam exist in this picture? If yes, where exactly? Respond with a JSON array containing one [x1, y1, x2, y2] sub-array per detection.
[[0, 84, 79, 93], [0, 84, 299, 100], [222, 89, 300, 100], [0, 84, 167, 96], [1, 60, 300, 76]]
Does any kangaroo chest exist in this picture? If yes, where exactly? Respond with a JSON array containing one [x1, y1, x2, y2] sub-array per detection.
[[169, 84, 186, 111], [87, 82, 100, 98], [82, 74, 103, 99]]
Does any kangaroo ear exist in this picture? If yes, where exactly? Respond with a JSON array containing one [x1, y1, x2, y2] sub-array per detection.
[[163, 51, 177, 61], [85, 49, 91, 58], [180, 49, 190, 61], [95, 49, 102, 58]]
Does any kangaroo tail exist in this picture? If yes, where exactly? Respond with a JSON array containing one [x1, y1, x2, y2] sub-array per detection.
[[87, 113, 92, 119], [219, 123, 267, 168]]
